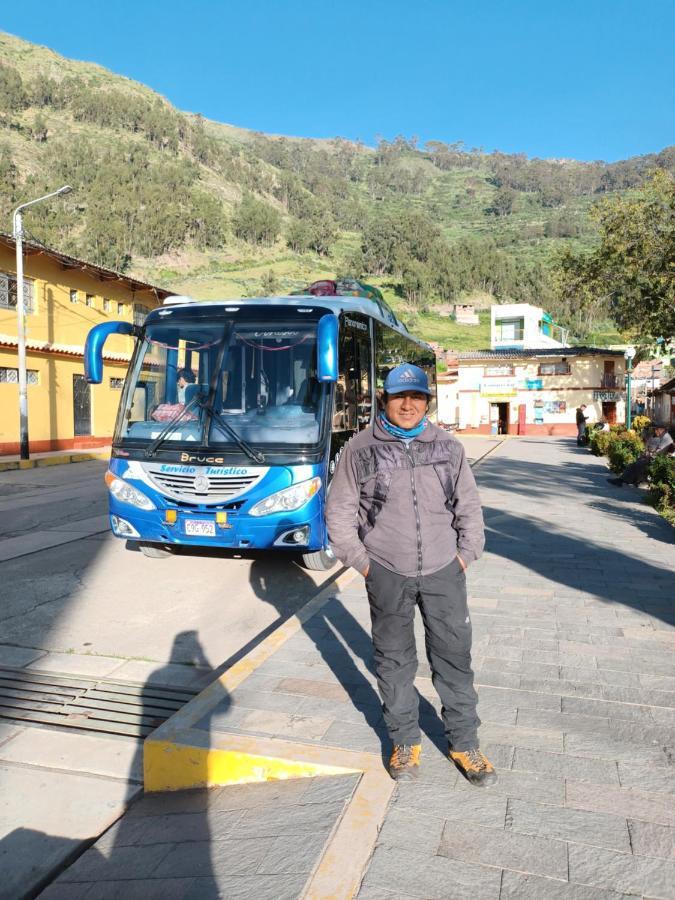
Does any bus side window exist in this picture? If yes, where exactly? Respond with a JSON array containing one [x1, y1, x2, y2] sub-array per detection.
[[336, 332, 357, 432], [355, 333, 372, 429]]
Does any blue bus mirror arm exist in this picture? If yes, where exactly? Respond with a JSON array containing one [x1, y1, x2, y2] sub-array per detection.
[[317, 314, 338, 382], [84, 320, 137, 384]]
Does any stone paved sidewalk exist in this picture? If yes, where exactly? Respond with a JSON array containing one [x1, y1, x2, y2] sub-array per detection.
[[36, 436, 675, 898]]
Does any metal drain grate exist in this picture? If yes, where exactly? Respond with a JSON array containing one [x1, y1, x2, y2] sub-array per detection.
[[0, 665, 199, 738]]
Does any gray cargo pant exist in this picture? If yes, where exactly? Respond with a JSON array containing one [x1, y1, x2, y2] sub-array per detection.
[[365, 556, 480, 751]]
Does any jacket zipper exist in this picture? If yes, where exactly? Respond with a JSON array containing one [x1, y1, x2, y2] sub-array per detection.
[[404, 444, 423, 577]]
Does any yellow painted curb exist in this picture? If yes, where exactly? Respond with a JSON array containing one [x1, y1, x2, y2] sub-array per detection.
[[146, 731, 395, 900], [145, 738, 359, 793], [0, 450, 110, 471]]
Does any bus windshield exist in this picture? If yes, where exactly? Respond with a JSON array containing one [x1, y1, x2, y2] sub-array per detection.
[[116, 317, 325, 451]]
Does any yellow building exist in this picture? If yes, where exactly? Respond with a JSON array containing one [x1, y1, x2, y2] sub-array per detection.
[[456, 347, 627, 435], [0, 235, 170, 455]]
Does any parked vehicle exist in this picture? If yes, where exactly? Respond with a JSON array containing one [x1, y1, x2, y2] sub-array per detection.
[[85, 283, 436, 569]]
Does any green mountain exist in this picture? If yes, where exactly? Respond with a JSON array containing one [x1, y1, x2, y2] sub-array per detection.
[[1, 31, 672, 346]]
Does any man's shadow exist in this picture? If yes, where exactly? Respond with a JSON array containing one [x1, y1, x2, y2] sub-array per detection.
[[249, 560, 450, 764], [27, 630, 225, 898]]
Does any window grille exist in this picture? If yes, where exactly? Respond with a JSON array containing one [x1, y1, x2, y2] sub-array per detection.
[[103, 299, 110, 312], [70, 289, 78, 304], [117, 302, 124, 315], [109, 377, 124, 389], [0, 272, 35, 314], [86, 294, 94, 307], [538, 362, 571, 376], [0, 367, 39, 384]]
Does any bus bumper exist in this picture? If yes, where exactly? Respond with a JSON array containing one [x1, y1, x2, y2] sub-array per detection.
[[108, 497, 326, 552]]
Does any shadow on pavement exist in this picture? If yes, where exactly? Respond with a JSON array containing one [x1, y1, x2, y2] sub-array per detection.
[[249, 560, 451, 764]]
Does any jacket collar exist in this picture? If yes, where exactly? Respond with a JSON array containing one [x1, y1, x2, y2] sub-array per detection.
[[372, 415, 437, 443]]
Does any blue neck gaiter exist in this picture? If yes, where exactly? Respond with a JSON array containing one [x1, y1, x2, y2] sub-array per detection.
[[379, 412, 428, 440]]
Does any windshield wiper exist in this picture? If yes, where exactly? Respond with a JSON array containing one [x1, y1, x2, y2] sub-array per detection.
[[198, 398, 265, 464], [144, 392, 205, 459]]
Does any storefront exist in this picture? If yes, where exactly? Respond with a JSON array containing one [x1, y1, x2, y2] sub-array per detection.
[[457, 347, 626, 436]]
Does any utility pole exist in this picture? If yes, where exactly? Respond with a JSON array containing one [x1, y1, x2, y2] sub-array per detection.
[[12, 186, 72, 460]]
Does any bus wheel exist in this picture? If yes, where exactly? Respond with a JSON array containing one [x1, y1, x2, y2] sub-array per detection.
[[139, 543, 174, 559], [301, 548, 337, 571]]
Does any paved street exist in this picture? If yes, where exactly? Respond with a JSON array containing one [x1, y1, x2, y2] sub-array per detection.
[[23, 435, 675, 899], [5, 434, 674, 898]]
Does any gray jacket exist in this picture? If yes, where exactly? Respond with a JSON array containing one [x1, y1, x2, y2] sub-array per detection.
[[325, 418, 485, 577]]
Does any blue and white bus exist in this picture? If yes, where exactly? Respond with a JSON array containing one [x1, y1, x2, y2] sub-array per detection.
[[85, 287, 436, 569]]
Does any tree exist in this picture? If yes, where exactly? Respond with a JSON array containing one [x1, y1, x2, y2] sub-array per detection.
[[486, 186, 516, 217], [554, 170, 675, 343], [232, 194, 281, 247]]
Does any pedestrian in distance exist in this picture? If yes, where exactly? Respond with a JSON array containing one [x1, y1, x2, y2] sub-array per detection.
[[608, 421, 674, 487], [325, 363, 496, 786], [576, 404, 588, 446]]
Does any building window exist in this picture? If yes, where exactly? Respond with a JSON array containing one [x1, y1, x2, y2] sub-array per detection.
[[117, 302, 124, 315], [485, 364, 514, 377], [0, 273, 35, 314], [494, 318, 524, 341], [85, 294, 94, 308], [538, 362, 571, 376], [133, 303, 151, 326], [103, 299, 110, 312], [109, 377, 124, 390], [70, 289, 78, 304], [0, 367, 39, 384]]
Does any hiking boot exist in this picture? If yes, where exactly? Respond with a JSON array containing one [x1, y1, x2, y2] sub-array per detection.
[[607, 477, 624, 487], [449, 748, 497, 787], [388, 744, 421, 781]]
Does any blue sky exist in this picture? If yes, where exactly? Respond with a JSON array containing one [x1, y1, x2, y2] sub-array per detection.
[[2, 0, 673, 161]]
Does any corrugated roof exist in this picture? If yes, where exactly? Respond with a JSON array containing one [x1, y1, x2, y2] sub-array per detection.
[[458, 347, 625, 360], [0, 234, 172, 299]]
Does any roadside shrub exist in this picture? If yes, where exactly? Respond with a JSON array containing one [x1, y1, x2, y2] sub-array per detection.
[[607, 430, 644, 474], [588, 429, 611, 456], [632, 415, 651, 435], [647, 454, 675, 512]]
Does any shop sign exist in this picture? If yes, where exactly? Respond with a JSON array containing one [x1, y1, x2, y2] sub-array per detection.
[[593, 390, 621, 401], [525, 378, 543, 390], [480, 378, 517, 399]]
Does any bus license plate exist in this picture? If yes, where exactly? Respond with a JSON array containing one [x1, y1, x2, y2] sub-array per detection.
[[184, 519, 216, 537]]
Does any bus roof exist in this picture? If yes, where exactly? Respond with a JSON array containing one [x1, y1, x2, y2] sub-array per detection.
[[155, 295, 431, 350]]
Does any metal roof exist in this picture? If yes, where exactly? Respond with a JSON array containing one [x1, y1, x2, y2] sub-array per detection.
[[458, 347, 626, 360], [0, 234, 172, 299]]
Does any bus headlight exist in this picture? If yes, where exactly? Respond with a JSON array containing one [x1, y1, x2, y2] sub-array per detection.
[[105, 471, 155, 510], [249, 476, 321, 517]]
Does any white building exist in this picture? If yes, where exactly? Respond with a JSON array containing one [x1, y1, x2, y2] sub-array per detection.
[[491, 303, 569, 351]]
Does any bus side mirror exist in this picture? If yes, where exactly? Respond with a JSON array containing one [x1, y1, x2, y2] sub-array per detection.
[[317, 314, 338, 382], [84, 321, 136, 384]]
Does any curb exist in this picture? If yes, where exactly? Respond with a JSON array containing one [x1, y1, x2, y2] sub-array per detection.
[[144, 565, 358, 791], [143, 565, 394, 900], [0, 449, 110, 472]]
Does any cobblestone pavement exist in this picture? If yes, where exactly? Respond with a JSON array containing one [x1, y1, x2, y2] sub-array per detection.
[[35, 437, 675, 898]]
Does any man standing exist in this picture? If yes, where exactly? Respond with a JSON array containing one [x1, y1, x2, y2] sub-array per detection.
[[325, 364, 496, 786], [608, 421, 674, 486], [576, 405, 588, 445]]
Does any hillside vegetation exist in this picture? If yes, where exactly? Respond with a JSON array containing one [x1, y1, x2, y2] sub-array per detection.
[[1, 31, 673, 347]]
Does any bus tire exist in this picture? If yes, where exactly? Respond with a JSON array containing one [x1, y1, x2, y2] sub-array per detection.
[[301, 548, 337, 571], [139, 543, 174, 559]]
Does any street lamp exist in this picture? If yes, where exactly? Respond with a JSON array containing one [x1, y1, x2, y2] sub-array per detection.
[[624, 346, 636, 430], [12, 185, 73, 460]]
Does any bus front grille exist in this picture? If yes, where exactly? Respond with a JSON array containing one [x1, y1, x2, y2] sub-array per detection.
[[144, 465, 266, 504]]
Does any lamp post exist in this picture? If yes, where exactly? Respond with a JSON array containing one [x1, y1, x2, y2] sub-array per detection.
[[624, 346, 636, 431], [12, 185, 73, 460]]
